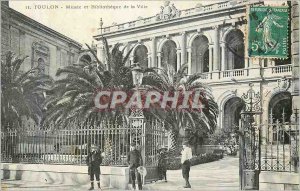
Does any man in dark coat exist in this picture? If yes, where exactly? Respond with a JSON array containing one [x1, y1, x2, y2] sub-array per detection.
[[127, 142, 143, 190], [158, 147, 168, 182], [86, 145, 102, 190]]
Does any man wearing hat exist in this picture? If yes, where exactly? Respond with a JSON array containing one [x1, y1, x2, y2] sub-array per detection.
[[86, 145, 102, 190], [158, 146, 168, 182], [181, 141, 192, 188], [127, 142, 143, 190]]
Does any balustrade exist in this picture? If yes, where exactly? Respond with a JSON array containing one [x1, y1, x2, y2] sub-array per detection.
[[271, 64, 292, 74], [99, 0, 256, 34]]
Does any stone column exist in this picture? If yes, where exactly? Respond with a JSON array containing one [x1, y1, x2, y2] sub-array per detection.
[[97, 41, 105, 65], [157, 52, 162, 68], [243, 36, 249, 69], [221, 42, 226, 71], [181, 32, 186, 66], [130, 56, 134, 65], [123, 43, 130, 66], [213, 26, 220, 71], [187, 47, 192, 75], [147, 53, 151, 68], [177, 49, 181, 71], [209, 44, 213, 72], [151, 37, 156, 67], [291, 1, 300, 110], [19, 30, 26, 56]]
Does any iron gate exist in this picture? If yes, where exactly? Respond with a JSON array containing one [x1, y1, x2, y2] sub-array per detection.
[[128, 108, 167, 184], [239, 84, 299, 190]]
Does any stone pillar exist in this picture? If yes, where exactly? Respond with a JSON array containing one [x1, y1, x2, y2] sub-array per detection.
[[187, 47, 192, 75], [157, 52, 162, 68], [177, 49, 181, 71], [213, 26, 220, 71], [243, 36, 249, 69], [130, 56, 134, 65], [147, 53, 151, 68], [97, 41, 106, 65], [209, 44, 213, 72], [221, 42, 226, 71], [151, 37, 156, 67], [291, 1, 300, 110], [19, 30, 26, 57], [181, 32, 186, 66], [124, 43, 131, 66]]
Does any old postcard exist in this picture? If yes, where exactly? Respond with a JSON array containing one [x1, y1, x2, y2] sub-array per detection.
[[1, 0, 299, 190]]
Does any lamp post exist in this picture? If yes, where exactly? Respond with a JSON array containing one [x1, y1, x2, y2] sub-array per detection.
[[130, 62, 146, 169], [240, 83, 262, 190], [131, 63, 144, 88]]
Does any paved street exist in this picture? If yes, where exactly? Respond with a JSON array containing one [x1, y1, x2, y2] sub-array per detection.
[[1, 156, 239, 191]]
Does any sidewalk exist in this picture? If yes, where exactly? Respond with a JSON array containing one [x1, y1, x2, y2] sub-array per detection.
[[1, 180, 115, 191], [1, 156, 239, 191], [144, 156, 239, 191]]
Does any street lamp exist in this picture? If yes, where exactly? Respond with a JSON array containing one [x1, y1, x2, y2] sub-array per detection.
[[131, 63, 144, 88], [129, 62, 146, 168]]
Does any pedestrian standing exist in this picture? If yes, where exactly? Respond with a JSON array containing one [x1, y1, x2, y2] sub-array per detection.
[[127, 142, 143, 190], [158, 147, 168, 182], [87, 145, 102, 190], [181, 141, 192, 188]]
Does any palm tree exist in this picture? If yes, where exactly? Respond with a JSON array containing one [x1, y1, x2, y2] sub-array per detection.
[[42, 37, 135, 127], [142, 64, 219, 154], [1, 51, 53, 130]]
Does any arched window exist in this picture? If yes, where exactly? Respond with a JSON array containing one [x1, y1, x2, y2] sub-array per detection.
[[80, 54, 92, 63], [225, 30, 245, 70], [161, 40, 177, 71], [191, 35, 209, 74], [268, 92, 292, 143], [268, 92, 292, 123], [134, 45, 148, 69]]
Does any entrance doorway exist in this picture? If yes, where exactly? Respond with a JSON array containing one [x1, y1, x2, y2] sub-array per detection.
[[223, 97, 244, 130]]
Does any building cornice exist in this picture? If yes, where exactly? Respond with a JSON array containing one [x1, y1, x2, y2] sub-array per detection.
[[94, 0, 262, 40], [3, 5, 82, 49]]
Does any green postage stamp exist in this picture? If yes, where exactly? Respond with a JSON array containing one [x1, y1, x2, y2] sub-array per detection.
[[248, 6, 289, 59]]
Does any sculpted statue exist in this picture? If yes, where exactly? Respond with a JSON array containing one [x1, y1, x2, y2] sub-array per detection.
[[163, 1, 172, 19], [156, 1, 180, 21], [171, 3, 181, 17]]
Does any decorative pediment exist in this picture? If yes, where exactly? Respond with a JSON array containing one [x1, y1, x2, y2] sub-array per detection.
[[274, 77, 291, 92], [32, 41, 49, 56]]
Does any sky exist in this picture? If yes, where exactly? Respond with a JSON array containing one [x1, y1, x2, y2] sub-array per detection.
[[9, 1, 220, 45], [9, 1, 283, 46]]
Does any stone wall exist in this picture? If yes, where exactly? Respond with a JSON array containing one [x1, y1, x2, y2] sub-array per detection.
[[1, 163, 130, 189], [260, 171, 299, 190], [291, 1, 300, 108]]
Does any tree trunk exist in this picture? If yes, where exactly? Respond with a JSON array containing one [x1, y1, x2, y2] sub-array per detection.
[[168, 129, 180, 156]]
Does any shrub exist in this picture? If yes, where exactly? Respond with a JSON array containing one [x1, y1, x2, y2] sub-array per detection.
[[166, 153, 224, 170], [208, 126, 239, 156]]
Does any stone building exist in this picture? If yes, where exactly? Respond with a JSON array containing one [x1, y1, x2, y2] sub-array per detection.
[[1, 2, 96, 78], [94, 0, 298, 131]]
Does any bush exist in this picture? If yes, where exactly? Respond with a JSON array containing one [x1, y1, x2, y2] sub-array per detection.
[[166, 153, 224, 170]]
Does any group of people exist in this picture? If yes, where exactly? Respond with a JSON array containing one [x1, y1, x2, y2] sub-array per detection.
[[86, 141, 193, 190]]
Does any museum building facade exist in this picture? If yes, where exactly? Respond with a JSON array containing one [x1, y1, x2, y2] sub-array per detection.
[[94, 0, 297, 131]]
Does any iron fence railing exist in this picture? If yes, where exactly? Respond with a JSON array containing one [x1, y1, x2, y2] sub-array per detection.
[[260, 122, 299, 172], [260, 109, 299, 172], [1, 118, 167, 166]]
